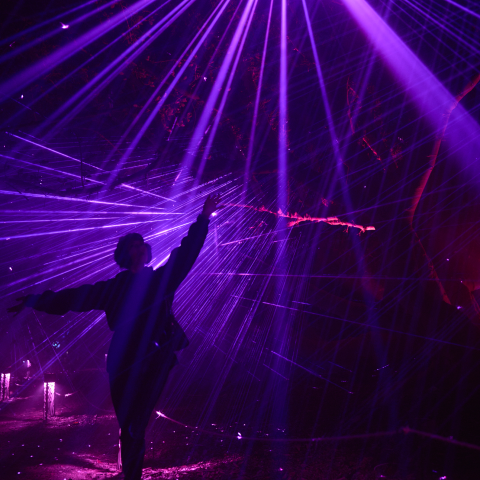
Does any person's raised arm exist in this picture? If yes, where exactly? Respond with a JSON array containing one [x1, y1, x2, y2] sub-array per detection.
[[8, 279, 112, 316], [161, 194, 221, 295]]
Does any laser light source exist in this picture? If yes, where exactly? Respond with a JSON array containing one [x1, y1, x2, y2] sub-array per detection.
[[1, 373, 10, 401], [43, 373, 56, 419], [117, 428, 122, 471]]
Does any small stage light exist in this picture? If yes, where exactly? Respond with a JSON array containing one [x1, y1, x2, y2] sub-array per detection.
[[1, 373, 11, 401], [117, 428, 122, 471], [43, 373, 56, 419]]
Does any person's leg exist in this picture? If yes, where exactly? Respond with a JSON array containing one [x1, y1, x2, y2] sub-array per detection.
[[125, 355, 176, 477], [109, 372, 143, 480], [109, 356, 175, 480], [121, 428, 145, 480]]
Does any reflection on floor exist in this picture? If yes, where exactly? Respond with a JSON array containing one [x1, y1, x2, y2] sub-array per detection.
[[0, 383, 463, 480]]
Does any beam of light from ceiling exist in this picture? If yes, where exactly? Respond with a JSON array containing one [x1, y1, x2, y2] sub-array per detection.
[[324, 0, 480, 320], [195, 0, 259, 183], [0, 0, 151, 62], [301, 0, 343, 173], [243, 0, 274, 195], [294, 13, 376, 255], [277, 0, 288, 213], [340, 0, 480, 148], [181, 0, 257, 176], [0, 0, 162, 98], [301, 0, 374, 314], [45, 0, 196, 138], [1, 2, 177, 130], [0, 0, 100, 47], [401, 0, 480, 55], [91, 0, 233, 188], [443, 0, 480, 21]]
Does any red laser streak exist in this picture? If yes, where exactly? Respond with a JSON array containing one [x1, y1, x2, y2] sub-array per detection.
[[224, 203, 375, 233]]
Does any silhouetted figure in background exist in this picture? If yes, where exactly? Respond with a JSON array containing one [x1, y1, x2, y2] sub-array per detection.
[[8, 194, 221, 480]]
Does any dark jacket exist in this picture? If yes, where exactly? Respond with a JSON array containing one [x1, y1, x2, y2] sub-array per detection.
[[26, 215, 209, 376]]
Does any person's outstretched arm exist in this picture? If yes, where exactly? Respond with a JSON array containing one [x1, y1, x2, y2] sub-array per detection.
[[161, 194, 221, 295], [8, 279, 112, 316]]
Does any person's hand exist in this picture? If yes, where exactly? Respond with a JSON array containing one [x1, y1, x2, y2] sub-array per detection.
[[7, 296, 28, 316], [201, 194, 222, 218]]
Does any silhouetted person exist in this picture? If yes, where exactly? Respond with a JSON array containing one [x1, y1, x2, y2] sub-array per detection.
[[8, 194, 221, 480]]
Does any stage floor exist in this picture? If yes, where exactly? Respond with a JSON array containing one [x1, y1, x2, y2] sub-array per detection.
[[0, 393, 401, 480]]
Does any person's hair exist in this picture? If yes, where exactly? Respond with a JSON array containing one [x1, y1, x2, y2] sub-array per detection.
[[114, 233, 152, 269]]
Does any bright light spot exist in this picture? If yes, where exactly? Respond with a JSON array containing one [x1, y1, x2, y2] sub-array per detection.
[[203, 77, 207, 81], [9, 267, 12, 271], [20, 95, 23, 99], [211, 212, 217, 216], [61, 23, 69, 29], [156, 411, 166, 418]]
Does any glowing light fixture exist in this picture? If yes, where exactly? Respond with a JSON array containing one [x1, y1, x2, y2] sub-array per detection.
[[117, 428, 122, 471], [1, 373, 10, 401], [43, 373, 56, 419]]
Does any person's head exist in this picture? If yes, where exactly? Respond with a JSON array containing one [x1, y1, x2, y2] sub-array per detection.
[[114, 233, 152, 273]]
